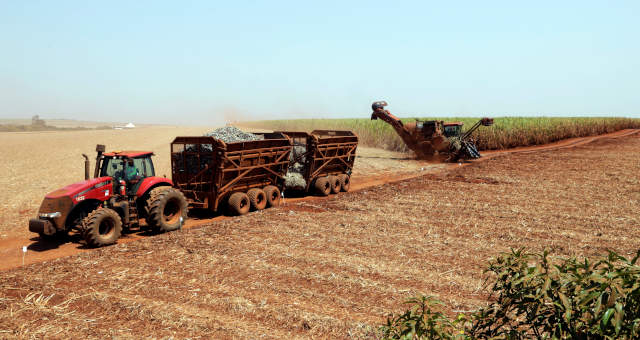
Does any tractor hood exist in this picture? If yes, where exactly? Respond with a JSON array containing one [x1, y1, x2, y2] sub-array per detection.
[[45, 177, 113, 200]]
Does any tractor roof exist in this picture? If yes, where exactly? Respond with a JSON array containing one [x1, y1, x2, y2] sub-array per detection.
[[103, 151, 154, 158]]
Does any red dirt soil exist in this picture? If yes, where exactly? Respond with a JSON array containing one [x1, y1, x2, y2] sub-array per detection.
[[0, 129, 637, 272], [0, 130, 638, 338]]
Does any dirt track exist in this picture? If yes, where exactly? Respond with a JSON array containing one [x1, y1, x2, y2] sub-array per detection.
[[0, 128, 637, 272], [0, 130, 638, 338]]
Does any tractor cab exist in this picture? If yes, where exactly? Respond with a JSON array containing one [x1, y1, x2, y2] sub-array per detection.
[[443, 122, 463, 138], [98, 151, 155, 195]]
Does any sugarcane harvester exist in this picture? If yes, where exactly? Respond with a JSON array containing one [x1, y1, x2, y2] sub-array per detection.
[[370, 101, 494, 161]]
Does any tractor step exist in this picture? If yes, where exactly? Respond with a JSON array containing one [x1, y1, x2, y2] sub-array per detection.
[[128, 198, 140, 225]]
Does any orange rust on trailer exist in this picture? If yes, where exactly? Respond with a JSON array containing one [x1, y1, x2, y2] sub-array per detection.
[[170, 133, 292, 212]]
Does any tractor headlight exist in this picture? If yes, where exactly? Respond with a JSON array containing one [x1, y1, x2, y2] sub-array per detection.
[[39, 212, 61, 219]]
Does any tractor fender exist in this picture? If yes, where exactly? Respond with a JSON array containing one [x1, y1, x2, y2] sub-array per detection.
[[63, 199, 103, 231], [136, 177, 174, 197], [35, 177, 112, 233]]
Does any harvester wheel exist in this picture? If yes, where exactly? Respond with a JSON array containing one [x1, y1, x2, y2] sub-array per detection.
[[228, 192, 250, 216], [329, 176, 341, 194], [313, 177, 331, 196], [82, 208, 122, 247], [247, 188, 267, 211], [263, 185, 281, 207], [146, 187, 188, 233], [338, 174, 350, 192]]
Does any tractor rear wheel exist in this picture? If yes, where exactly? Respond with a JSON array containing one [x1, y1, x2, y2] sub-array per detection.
[[329, 176, 341, 194], [263, 185, 281, 207], [314, 177, 331, 196], [338, 174, 350, 192], [247, 188, 267, 211], [147, 187, 188, 233], [82, 208, 122, 247], [228, 192, 250, 216]]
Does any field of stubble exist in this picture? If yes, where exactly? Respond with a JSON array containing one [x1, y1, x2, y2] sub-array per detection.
[[0, 133, 637, 339]]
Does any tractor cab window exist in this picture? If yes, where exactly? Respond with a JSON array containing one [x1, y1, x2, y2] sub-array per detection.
[[132, 157, 155, 178], [444, 125, 462, 138], [100, 157, 124, 179]]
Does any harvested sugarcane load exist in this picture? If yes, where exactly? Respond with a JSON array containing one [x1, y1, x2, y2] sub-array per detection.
[[204, 126, 264, 143]]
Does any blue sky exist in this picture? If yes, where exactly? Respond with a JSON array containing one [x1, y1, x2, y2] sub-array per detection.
[[0, 1, 638, 124]]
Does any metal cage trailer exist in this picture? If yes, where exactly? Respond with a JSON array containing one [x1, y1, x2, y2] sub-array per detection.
[[171, 132, 292, 215], [279, 130, 358, 196]]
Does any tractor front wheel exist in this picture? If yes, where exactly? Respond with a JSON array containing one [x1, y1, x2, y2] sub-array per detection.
[[82, 208, 122, 247], [147, 187, 188, 233]]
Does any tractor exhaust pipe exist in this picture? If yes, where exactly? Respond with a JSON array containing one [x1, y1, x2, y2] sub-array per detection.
[[82, 154, 90, 180], [94, 144, 106, 178]]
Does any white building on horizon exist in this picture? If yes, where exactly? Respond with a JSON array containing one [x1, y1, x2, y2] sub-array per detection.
[[115, 122, 136, 129]]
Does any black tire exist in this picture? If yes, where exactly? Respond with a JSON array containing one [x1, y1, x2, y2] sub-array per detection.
[[247, 188, 267, 211], [338, 174, 350, 192], [329, 175, 341, 194], [314, 177, 331, 196], [146, 187, 188, 233], [82, 208, 122, 247], [228, 192, 250, 216], [263, 185, 281, 207]]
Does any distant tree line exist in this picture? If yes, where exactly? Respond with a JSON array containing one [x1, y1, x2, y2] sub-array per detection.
[[0, 115, 112, 132]]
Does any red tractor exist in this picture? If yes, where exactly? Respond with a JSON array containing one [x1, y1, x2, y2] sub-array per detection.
[[29, 144, 188, 247]]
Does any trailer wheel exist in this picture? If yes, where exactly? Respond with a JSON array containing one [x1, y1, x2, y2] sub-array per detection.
[[228, 192, 250, 215], [338, 174, 350, 192], [147, 187, 188, 233], [82, 208, 122, 247], [329, 176, 341, 194], [247, 188, 267, 211], [263, 185, 281, 207], [314, 177, 331, 196]]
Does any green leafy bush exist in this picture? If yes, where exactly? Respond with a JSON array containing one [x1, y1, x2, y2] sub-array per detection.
[[472, 249, 640, 339], [381, 249, 640, 339], [381, 296, 469, 340]]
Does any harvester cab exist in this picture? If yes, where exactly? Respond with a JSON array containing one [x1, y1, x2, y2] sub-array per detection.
[[29, 144, 187, 248], [443, 123, 463, 138]]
